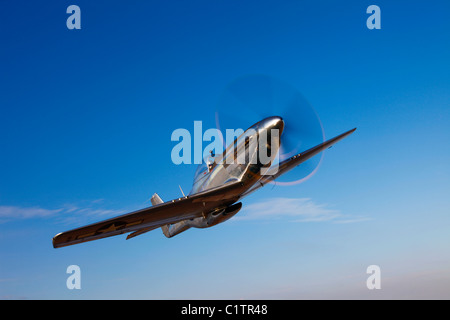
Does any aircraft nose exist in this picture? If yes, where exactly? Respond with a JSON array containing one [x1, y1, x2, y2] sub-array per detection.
[[262, 116, 284, 135]]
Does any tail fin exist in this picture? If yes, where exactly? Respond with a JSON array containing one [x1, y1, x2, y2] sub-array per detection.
[[151, 193, 163, 206]]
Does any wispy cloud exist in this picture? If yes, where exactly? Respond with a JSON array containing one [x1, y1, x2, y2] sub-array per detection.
[[0, 201, 126, 225], [236, 197, 370, 224], [0, 206, 61, 219], [0, 198, 369, 226]]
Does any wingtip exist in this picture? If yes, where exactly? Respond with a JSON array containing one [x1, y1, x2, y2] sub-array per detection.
[[52, 233, 62, 249], [342, 127, 357, 137], [334, 127, 356, 140]]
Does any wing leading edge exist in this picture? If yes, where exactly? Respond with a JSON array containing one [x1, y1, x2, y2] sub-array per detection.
[[260, 127, 357, 184], [52, 180, 244, 248]]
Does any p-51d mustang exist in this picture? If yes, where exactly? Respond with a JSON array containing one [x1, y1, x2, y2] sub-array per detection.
[[52, 116, 355, 248]]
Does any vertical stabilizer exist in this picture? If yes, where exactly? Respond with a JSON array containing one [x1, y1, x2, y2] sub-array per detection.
[[151, 193, 163, 206]]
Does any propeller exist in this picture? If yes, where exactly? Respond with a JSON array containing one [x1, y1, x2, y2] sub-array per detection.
[[215, 74, 325, 186]]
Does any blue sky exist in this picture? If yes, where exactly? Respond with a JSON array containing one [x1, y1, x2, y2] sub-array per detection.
[[1, 0, 449, 299]]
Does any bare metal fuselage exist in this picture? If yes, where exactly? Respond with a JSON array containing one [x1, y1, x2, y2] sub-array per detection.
[[52, 114, 354, 247], [162, 116, 284, 237]]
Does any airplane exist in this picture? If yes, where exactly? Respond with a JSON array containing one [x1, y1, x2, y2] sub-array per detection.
[[52, 116, 356, 248]]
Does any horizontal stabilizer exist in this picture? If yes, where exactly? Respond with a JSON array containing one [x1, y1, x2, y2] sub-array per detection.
[[161, 221, 190, 238]]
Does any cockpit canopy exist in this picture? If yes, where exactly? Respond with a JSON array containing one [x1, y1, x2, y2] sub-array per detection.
[[190, 152, 216, 194], [193, 161, 209, 180]]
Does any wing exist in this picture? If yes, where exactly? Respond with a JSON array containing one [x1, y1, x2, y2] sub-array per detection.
[[259, 128, 356, 185], [52, 180, 244, 248]]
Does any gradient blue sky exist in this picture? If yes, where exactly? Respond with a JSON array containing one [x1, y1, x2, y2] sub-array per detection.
[[1, 0, 449, 299]]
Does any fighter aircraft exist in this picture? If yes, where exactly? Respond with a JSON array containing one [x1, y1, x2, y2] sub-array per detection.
[[52, 116, 355, 248]]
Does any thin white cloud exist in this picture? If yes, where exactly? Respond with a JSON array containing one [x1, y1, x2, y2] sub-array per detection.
[[333, 216, 373, 224], [236, 197, 369, 224], [0, 203, 126, 224], [0, 198, 369, 226], [0, 206, 61, 219]]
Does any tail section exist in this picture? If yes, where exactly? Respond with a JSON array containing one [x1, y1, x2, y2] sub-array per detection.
[[162, 220, 191, 238], [152, 193, 191, 238], [151, 193, 163, 206]]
